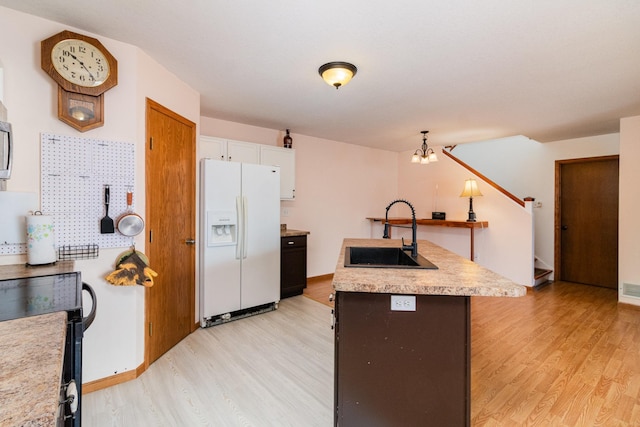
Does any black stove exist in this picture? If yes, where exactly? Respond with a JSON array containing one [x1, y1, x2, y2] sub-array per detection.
[[0, 272, 82, 322], [0, 272, 96, 427]]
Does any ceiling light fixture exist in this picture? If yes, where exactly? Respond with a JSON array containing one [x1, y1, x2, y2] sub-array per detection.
[[411, 131, 438, 164], [318, 62, 357, 89]]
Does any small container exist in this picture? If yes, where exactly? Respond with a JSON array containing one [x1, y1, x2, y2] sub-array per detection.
[[283, 129, 293, 149]]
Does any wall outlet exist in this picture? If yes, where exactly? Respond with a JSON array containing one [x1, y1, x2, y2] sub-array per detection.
[[281, 207, 290, 217], [390, 295, 416, 311]]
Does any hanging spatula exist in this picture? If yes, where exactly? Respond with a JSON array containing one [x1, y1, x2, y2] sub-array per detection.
[[100, 185, 115, 234]]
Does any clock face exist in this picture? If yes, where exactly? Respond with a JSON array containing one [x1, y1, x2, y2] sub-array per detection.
[[51, 39, 111, 87]]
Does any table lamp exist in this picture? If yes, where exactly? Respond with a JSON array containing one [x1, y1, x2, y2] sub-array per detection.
[[460, 178, 482, 222]]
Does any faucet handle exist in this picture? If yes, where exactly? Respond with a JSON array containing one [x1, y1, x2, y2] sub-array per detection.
[[383, 224, 390, 238]]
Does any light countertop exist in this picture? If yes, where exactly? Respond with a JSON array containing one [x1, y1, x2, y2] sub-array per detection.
[[0, 311, 67, 427], [0, 260, 75, 281], [332, 238, 526, 297], [281, 229, 310, 237]]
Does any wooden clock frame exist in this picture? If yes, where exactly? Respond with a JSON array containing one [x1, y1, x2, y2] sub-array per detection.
[[58, 87, 104, 132], [41, 30, 117, 132]]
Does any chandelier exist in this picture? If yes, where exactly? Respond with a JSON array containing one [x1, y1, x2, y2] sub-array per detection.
[[411, 131, 438, 164]]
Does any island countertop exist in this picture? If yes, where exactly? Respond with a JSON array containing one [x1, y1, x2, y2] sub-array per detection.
[[332, 238, 526, 297]]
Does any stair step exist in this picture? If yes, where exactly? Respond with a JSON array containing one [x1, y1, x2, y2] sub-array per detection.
[[534, 268, 552, 280], [534, 268, 553, 287]]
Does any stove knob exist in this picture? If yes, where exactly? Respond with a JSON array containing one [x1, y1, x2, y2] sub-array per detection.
[[66, 380, 78, 414]]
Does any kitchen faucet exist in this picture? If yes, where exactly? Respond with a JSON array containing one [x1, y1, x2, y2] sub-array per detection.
[[382, 199, 418, 258]]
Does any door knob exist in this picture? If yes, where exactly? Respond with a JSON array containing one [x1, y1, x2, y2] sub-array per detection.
[[185, 239, 196, 245], [561, 225, 568, 230]]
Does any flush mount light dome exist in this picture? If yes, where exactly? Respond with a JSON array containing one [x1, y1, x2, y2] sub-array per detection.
[[318, 62, 357, 89]]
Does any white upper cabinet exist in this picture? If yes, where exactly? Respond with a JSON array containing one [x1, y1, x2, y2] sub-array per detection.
[[200, 135, 296, 199], [200, 136, 226, 161], [260, 146, 295, 200], [200, 136, 259, 164], [227, 140, 260, 164]]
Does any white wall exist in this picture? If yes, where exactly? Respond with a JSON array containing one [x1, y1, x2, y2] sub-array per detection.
[[451, 133, 619, 274], [0, 7, 200, 382], [199, 117, 399, 277], [619, 115, 640, 305], [394, 147, 534, 286]]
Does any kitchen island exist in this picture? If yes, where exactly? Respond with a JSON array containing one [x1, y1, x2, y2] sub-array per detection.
[[332, 238, 526, 426]]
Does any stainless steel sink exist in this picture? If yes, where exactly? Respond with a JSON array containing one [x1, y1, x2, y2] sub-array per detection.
[[344, 246, 438, 269]]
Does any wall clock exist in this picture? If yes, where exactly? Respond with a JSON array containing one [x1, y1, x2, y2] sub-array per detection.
[[41, 30, 118, 132]]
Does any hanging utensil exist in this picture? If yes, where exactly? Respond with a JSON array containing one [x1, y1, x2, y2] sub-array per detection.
[[100, 185, 115, 234], [117, 189, 144, 236]]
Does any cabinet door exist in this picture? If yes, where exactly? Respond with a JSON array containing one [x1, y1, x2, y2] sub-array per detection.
[[200, 136, 226, 161], [335, 292, 470, 426], [281, 235, 307, 298], [227, 140, 260, 164], [260, 146, 295, 199]]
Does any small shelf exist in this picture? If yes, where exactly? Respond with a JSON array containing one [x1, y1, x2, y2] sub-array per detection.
[[58, 244, 99, 260], [367, 217, 488, 228], [367, 217, 488, 261]]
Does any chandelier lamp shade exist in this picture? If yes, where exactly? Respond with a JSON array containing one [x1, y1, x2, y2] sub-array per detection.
[[460, 178, 483, 222], [318, 62, 357, 89], [411, 131, 438, 164]]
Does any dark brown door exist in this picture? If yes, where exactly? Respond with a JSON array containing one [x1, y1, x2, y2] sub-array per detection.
[[145, 99, 196, 365], [557, 156, 618, 289]]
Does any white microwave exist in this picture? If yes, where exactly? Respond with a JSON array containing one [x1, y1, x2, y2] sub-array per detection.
[[0, 120, 11, 180]]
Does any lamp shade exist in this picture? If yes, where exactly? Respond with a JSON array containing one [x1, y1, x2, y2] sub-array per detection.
[[319, 62, 357, 89], [460, 178, 482, 197]]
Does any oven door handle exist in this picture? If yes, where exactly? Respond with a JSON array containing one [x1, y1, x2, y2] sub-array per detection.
[[82, 282, 97, 332]]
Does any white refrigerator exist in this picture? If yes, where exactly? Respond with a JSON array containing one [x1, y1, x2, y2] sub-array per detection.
[[199, 158, 281, 327]]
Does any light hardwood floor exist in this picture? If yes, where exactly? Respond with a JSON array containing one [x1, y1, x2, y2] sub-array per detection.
[[83, 295, 334, 426], [84, 281, 640, 426]]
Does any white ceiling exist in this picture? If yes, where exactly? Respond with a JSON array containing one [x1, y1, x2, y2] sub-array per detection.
[[2, 0, 640, 152]]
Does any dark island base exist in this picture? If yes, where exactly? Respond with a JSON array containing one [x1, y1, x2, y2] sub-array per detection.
[[334, 292, 470, 427]]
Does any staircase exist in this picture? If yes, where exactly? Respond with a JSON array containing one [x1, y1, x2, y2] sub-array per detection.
[[534, 268, 552, 287], [442, 148, 550, 289]]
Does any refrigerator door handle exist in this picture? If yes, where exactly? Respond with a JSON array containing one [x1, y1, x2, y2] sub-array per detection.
[[242, 196, 249, 259], [235, 196, 242, 260]]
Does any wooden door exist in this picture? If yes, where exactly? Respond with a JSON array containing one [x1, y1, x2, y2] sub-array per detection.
[[556, 156, 618, 289], [145, 99, 196, 365]]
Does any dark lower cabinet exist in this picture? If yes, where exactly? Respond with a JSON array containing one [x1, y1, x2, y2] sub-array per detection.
[[334, 291, 470, 427], [280, 235, 307, 298]]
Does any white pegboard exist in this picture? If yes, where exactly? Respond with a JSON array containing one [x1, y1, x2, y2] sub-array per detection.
[[41, 133, 136, 250], [0, 243, 27, 255]]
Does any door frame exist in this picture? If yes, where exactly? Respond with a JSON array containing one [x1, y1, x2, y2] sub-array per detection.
[[554, 155, 619, 284]]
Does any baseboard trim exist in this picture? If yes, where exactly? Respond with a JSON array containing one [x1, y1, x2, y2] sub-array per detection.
[[307, 273, 334, 284], [619, 301, 640, 311], [83, 362, 146, 394]]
